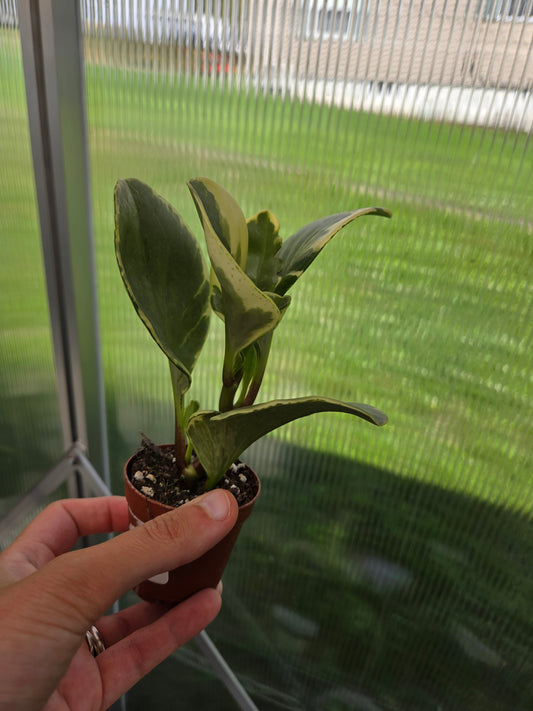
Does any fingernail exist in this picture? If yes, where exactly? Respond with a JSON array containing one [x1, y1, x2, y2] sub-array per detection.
[[197, 490, 230, 520]]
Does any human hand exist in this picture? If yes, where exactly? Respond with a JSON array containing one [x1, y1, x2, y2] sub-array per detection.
[[0, 490, 238, 710]]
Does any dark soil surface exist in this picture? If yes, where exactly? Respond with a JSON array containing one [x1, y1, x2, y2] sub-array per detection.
[[128, 442, 258, 508]]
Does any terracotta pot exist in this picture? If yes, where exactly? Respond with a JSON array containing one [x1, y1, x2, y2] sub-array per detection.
[[124, 446, 261, 603]]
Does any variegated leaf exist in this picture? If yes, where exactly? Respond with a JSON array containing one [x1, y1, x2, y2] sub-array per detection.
[[265, 291, 291, 316], [188, 178, 248, 269], [114, 179, 211, 383], [275, 207, 392, 295], [170, 361, 192, 429], [189, 182, 283, 357], [246, 210, 283, 291], [187, 397, 388, 488]]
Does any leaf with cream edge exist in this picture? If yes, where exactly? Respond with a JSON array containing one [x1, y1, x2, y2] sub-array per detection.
[[188, 177, 248, 320], [245, 210, 283, 292], [114, 179, 212, 466], [187, 397, 389, 489], [188, 177, 249, 269], [275, 207, 392, 296], [188, 178, 289, 359], [114, 179, 211, 381]]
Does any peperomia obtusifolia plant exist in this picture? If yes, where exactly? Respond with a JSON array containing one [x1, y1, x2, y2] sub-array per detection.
[[114, 178, 391, 493]]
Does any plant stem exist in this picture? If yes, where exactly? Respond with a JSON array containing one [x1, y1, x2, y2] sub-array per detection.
[[174, 416, 187, 470], [219, 377, 242, 412], [242, 333, 273, 406], [242, 378, 263, 407], [234, 345, 257, 407], [219, 335, 242, 411], [169, 361, 189, 471]]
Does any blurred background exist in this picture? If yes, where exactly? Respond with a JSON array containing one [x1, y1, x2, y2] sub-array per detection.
[[1, 1, 532, 709]]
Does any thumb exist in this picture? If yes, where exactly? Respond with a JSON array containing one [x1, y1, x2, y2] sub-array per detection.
[[14, 489, 238, 634]]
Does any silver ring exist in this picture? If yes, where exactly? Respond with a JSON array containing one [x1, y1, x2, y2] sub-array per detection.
[[85, 625, 106, 657]]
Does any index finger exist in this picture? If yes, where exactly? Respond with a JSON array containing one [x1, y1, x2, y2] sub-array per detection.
[[4, 497, 130, 569]]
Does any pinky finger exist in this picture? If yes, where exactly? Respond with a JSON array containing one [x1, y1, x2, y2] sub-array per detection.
[[97, 587, 222, 708]]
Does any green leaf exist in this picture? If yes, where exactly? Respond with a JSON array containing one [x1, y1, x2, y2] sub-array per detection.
[[170, 362, 193, 430], [114, 179, 211, 383], [245, 210, 283, 291], [234, 343, 259, 406], [275, 207, 392, 295], [187, 397, 388, 488], [183, 398, 200, 424], [189, 181, 283, 357], [210, 281, 224, 319], [264, 291, 291, 316], [188, 178, 248, 269], [239, 331, 273, 407]]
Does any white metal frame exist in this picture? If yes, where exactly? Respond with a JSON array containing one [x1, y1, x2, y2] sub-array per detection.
[[18, 0, 109, 489]]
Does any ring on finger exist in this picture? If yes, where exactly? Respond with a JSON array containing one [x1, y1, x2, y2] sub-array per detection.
[[85, 625, 106, 657]]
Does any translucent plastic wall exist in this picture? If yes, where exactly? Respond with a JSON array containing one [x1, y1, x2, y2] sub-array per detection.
[[3, 1, 533, 708], [0, 18, 64, 525]]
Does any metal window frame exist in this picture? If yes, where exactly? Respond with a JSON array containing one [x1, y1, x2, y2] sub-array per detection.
[[12, 2, 259, 709], [18, 0, 109, 491]]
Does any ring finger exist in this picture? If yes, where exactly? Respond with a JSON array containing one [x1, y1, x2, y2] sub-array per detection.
[[92, 580, 223, 648]]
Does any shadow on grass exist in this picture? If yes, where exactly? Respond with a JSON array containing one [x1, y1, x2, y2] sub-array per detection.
[[198, 441, 533, 711], [105, 395, 533, 710]]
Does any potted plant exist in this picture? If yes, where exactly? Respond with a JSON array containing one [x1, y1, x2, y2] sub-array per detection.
[[114, 177, 391, 602]]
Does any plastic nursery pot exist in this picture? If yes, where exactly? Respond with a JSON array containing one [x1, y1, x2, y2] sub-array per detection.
[[124, 445, 261, 603]]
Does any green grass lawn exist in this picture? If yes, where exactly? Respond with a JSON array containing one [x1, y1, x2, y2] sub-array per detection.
[[1, 30, 532, 513]]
